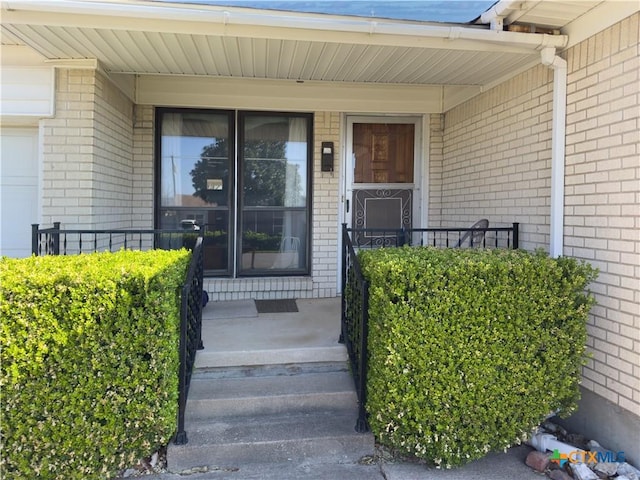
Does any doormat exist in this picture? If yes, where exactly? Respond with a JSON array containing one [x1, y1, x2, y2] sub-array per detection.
[[254, 299, 298, 313]]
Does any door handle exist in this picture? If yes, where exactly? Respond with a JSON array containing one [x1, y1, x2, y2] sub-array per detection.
[[346, 199, 349, 213]]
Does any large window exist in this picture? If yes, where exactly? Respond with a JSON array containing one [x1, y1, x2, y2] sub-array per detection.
[[156, 109, 312, 276]]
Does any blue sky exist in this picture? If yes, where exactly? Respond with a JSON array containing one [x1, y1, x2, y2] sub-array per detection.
[[170, 1, 498, 23]]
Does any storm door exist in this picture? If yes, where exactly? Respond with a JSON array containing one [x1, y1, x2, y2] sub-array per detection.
[[345, 117, 418, 247]]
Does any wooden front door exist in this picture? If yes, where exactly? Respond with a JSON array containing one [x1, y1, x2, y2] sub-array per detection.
[[353, 123, 414, 184]]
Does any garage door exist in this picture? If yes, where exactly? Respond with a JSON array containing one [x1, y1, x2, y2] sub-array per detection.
[[1, 128, 39, 258]]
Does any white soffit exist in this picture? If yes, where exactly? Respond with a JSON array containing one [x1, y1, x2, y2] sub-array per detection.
[[481, 1, 639, 48], [1, 0, 565, 89], [488, 1, 603, 29]]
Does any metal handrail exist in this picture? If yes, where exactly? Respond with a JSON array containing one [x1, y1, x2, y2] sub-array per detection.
[[341, 223, 370, 432], [175, 236, 204, 444], [30, 223, 205, 444]]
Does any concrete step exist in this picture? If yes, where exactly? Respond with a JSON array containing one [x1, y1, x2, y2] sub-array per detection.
[[167, 411, 374, 474], [186, 365, 358, 419], [194, 345, 348, 369]]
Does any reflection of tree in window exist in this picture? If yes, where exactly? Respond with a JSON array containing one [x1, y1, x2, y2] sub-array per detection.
[[190, 132, 304, 208], [190, 138, 229, 206], [244, 140, 285, 206]]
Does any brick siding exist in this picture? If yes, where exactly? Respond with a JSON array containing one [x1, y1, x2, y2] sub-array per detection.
[[132, 105, 155, 228], [439, 13, 639, 416], [564, 13, 640, 416], [441, 65, 554, 251], [41, 69, 135, 228]]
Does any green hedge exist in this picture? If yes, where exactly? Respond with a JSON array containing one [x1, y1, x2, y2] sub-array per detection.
[[360, 247, 597, 468], [0, 249, 190, 479]]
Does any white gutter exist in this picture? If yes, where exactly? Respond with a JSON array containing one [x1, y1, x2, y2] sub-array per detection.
[[541, 47, 567, 258], [479, 0, 520, 30], [3, 0, 568, 50]]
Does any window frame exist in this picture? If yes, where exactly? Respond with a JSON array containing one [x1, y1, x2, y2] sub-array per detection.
[[154, 107, 313, 278]]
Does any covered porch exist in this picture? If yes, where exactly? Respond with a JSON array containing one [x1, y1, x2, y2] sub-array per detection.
[[4, 0, 639, 468], [2, 0, 609, 301]]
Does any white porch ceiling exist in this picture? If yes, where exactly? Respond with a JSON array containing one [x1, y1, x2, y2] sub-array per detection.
[[2, 23, 538, 85], [0, 0, 630, 88]]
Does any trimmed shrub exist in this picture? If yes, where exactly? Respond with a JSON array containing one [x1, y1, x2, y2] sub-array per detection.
[[361, 247, 597, 468], [0, 249, 190, 479]]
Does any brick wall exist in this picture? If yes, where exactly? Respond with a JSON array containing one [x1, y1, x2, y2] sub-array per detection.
[[41, 69, 96, 227], [92, 70, 134, 228], [41, 68, 135, 228], [440, 13, 640, 419], [564, 13, 640, 416], [311, 111, 341, 298], [428, 113, 444, 226], [441, 66, 554, 251], [132, 105, 155, 228]]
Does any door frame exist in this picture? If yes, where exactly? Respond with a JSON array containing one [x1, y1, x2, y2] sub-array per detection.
[[337, 114, 427, 291], [342, 115, 425, 229]]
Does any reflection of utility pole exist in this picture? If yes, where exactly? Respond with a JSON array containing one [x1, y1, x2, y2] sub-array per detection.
[[171, 155, 176, 204]]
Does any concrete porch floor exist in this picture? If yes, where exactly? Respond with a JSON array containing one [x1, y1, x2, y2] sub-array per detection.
[[195, 297, 348, 369]]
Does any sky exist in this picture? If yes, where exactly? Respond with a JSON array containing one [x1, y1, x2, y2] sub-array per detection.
[[164, 1, 498, 24]]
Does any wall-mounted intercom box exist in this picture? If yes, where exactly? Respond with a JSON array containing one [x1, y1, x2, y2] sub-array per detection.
[[321, 141, 334, 172]]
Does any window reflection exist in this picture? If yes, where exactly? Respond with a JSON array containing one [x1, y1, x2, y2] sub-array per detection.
[[240, 113, 310, 273], [158, 109, 311, 276], [161, 113, 230, 207], [242, 116, 307, 208]]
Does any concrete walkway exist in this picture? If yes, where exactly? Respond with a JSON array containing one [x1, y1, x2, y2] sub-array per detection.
[[136, 445, 542, 479]]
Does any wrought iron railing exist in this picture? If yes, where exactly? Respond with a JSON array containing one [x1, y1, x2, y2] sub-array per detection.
[[340, 222, 519, 432], [349, 223, 519, 250], [341, 224, 370, 433], [175, 236, 204, 444], [31, 222, 201, 256], [31, 223, 205, 444]]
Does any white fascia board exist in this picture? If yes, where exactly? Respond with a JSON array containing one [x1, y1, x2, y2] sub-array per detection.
[[136, 75, 446, 113], [562, 1, 640, 49], [44, 58, 101, 70], [3, 0, 567, 53]]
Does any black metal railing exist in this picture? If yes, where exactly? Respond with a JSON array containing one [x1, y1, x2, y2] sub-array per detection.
[[31, 223, 205, 444], [340, 222, 519, 432], [349, 223, 519, 250], [32, 222, 202, 256], [175, 236, 204, 444], [341, 224, 370, 433]]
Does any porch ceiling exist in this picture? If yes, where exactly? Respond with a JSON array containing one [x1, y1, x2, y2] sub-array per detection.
[[0, 0, 609, 88]]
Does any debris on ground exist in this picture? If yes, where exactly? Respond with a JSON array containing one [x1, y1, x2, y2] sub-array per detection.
[[524, 422, 639, 480]]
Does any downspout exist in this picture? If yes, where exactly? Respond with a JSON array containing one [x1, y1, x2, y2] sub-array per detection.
[[479, 0, 519, 30], [541, 47, 567, 258]]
